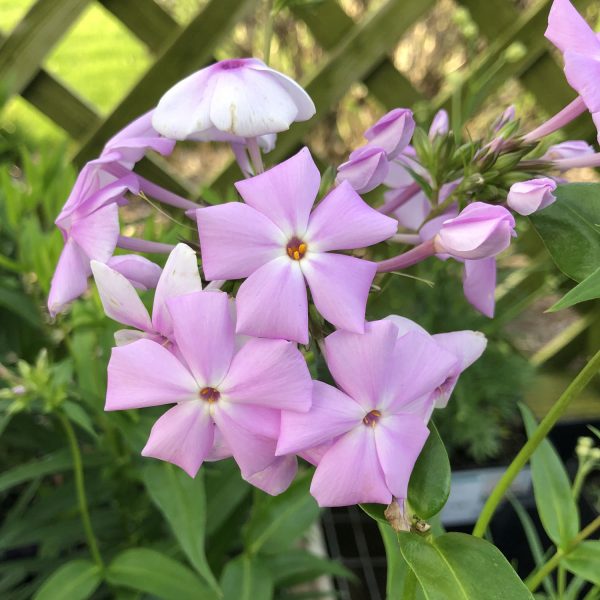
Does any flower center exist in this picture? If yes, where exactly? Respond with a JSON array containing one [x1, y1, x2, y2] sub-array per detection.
[[286, 237, 308, 261], [219, 59, 246, 70], [363, 409, 381, 427], [199, 387, 220, 403]]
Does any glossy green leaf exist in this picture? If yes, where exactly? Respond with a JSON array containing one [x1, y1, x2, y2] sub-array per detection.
[[142, 462, 218, 591], [548, 266, 600, 312], [378, 523, 412, 597], [520, 405, 579, 548], [399, 531, 533, 599], [106, 548, 218, 600], [360, 503, 387, 525], [243, 470, 319, 555], [564, 541, 600, 586], [33, 559, 101, 600], [221, 555, 273, 600], [262, 548, 353, 587], [530, 183, 600, 282], [408, 421, 451, 519]]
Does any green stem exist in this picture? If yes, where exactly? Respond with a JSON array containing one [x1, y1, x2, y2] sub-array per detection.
[[263, 0, 274, 66], [558, 565, 566, 598], [526, 515, 600, 593], [571, 462, 589, 502], [59, 414, 104, 569], [473, 350, 600, 538]]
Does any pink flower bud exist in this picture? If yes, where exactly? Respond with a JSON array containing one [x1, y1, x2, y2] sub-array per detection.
[[429, 109, 449, 139], [542, 140, 594, 161], [434, 202, 516, 260], [364, 108, 415, 159], [336, 146, 389, 194], [507, 178, 557, 216]]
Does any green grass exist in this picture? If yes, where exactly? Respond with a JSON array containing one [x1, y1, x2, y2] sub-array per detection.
[[0, 1, 151, 144]]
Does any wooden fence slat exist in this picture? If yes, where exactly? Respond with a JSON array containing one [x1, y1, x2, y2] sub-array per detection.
[[211, 0, 434, 193], [74, 0, 259, 168], [0, 0, 90, 98], [292, 0, 423, 109], [98, 0, 179, 54]]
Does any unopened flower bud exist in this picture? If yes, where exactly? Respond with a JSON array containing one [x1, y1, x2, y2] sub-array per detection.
[[336, 146, 389, 193], [591, 448, 600, 461], [107, 255, 162, 290], [429, 109, 449, 139], [364, 108, 415, 159], [434, 202, 516, 260], [507, 178, 557, 216], [542, 140, 594, 162]]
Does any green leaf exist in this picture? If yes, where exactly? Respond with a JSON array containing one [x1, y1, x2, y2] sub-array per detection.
[[0, 450, 71, 493], [62, 402, 97, 440], [408, 421, 451, 519], [520, 405, 579, 548], [548, 266, 600, 311], [142, 462, 217, 590], [564, 541, 600, 586], [399, 531, 533, 599], [530, 183, 600, 282], [33, 559, 101, 600], [378, 523, 412, 597], [360, 503, 388, 525], [221, 555, 273, 600], [106, 548, 218, 600], [262, 549, 353, 587], [243, 470, 319, 555]]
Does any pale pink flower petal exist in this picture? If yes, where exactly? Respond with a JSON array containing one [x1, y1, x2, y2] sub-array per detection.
[[310, 427, 391, 507], [196, 203, 285, 280], [302, 253, 376, 333], [245, 455, 298, 495], [364, 108, 415, 159], [305, 181, 397, 252], [48, 239, 90, 316], [374, 414, 429, 498], [107, 255, 162, 290], [234, 147, 320, 237], [236, 257, 309, 344], [463, 258, 497, 318], [142, 402, 214, 477], [167, 291, 235, 387], [324, 320, 398, 409], [564, 50, 600, 113], [393, 191, 431, 231], [106, 339, 198, 410], [91, 260, 152, 331], [114, 329, 155, 346], [152, 243, 202, 337], [336, 146, 389, 194], [277, 381, 364, 456], [545, 0, 600, 55], [220, 338, 312, 411], [70, 203, 120, 263]]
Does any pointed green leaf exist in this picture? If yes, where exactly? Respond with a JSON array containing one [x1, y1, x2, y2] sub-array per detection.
[[520, 405, 579, 548], [142, 462, 218, 591], [106, 548, 218, 600], [548, 266, 600, 312], [564, 541, 600, 586], [530, 183, 600, 282], [399, 532, 533, 599], [221, 555, 273, 600], [34, 559, 101, 600]]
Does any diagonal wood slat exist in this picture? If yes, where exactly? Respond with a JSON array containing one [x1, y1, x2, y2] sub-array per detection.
[[74, 0, 259, 167], [211, 0, 434, 193], [0, 0, 90, 97]]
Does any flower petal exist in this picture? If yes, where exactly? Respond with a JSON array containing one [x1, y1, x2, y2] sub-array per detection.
[[213, 403, 278, 477], [70, 203, 120, 262], [167, 291, 235, 388], [375, 415, 429, 499], [463, 258, 496, 318], [236, 257, 309, 344], [305, 181, 396, 252], [310, 427, 391, 507], [152, 243, 203, 337], [277, 381, 364, 455], [564, 50, 600, 113], [47, 238, 90, 316], [220, 338, 312, 411], [107, 254, 162, 290], [303, 253, 376, 333], [234, 147, 320, 237], [91, 260, 152, 331], [545, 0, 600, 56], [196, 203, 285, 280], [142, 401, 214, 477], [245, 455, 297, 495], [324, 320, 398, 409], [106, 339, 198, 410]]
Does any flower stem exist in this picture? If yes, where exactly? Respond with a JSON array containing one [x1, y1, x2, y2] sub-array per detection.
[[117, 235, 175, 254], [472, 350, 600, 538], [137, 176, 203, 212], [247, 138, 264, 174], [376, 239, 436, 273], [521, 96, 586, 143], [526, 515, 600, 592], [59, 414, 104, 569], [377, 182, 420, 214]]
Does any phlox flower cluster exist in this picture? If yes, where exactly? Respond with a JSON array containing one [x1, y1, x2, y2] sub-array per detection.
[[47, 0, 599, 509]]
